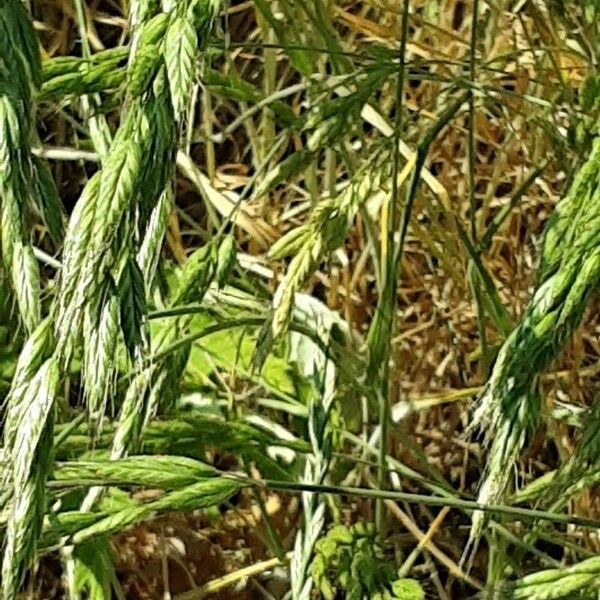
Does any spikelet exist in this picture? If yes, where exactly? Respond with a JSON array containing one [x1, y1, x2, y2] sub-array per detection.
[[0, 0, 50, 333], [255, 161, 384, 369], [1, 358, 59, 600], [1, 3, 222, 597]]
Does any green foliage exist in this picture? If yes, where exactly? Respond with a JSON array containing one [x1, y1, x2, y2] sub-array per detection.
[[4, 1, 600, 598], [584, 0, 600, 24], [390, 579, 425, 600], [569, 71, 600, 153], [311, 523, 424, 600], [73, 539, 114, 600], [0, 2, 222, 597], [0, 0, 63, 335]]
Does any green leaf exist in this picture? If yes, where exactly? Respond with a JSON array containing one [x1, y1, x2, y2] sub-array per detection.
[[185, 314, 298, 397], [391, 579, 425, 600], [73, 539, 114, 600]]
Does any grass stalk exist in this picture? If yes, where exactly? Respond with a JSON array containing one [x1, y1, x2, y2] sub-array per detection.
[[370, 0, 411, 537]]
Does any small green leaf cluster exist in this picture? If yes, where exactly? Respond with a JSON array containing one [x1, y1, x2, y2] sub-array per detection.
[[311, 523, 424, 600], [584, 0, 600, 24]]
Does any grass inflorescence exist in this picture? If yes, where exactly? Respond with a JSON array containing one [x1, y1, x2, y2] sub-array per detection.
[[3, 1, 600, 599]]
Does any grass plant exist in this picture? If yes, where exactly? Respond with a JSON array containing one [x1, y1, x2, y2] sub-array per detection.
[[2, 1, 600, 599]]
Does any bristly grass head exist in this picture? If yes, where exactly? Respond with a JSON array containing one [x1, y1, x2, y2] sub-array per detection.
[[466, 137, 600, 559], [0, 2, 222, 596]]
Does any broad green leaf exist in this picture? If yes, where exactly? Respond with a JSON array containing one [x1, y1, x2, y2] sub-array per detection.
[[73, 539, 114, 600]]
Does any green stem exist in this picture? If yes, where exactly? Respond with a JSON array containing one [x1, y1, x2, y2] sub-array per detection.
[[374, 0, 411, 541], [468, 0, 479, 241], [258, 480, 600, 530], [468, 0, 490, 371]]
